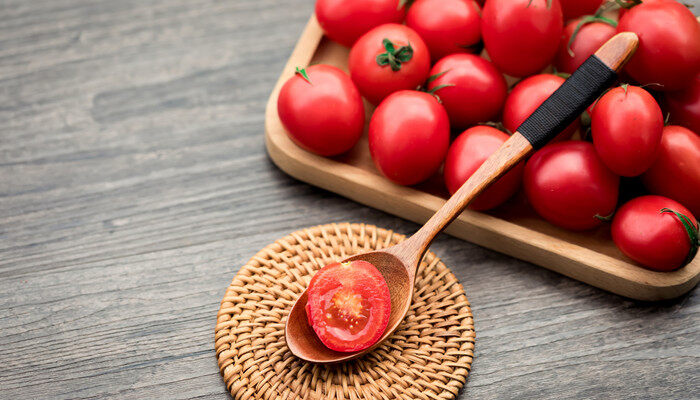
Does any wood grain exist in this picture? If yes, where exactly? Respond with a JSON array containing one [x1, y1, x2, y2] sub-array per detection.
[[0, 0, 699, 399]]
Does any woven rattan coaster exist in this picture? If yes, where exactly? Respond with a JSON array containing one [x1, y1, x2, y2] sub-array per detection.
[[215, 223, 475, 400]]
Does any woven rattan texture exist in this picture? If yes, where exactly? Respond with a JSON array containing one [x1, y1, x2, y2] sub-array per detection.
[[215, 223, 475, 400]]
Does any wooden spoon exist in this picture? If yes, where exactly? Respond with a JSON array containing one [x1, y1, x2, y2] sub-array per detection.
[[285, 32, 639, 364]]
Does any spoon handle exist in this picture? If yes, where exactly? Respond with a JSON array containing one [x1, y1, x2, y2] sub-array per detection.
[[402, 32, 639, 270]]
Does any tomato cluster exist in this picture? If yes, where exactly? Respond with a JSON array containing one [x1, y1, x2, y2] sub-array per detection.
[[278, 0, 700, 272]]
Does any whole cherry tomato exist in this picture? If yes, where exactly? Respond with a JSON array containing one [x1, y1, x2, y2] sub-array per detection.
[[524, 141, 619, 230], [559, 0, 603, 20], [427, 54, 507, 129], [306, 260, 391, 352], [349, 24, 431, 105], [369, 91, 450, 185], [277, 65, 365, 156], [315, 0, 405, 47], [405, 0, 482, 61], [665, 73, 700, 134], [617, 1, 700, 91], [643, 126, 700, 216], [612, 195, 698, 271], [503, 74, 579, 142], [444, 126, 524, 210], [554, 18, 616, 75], [591, 85, 663, 177], [482, 0, 563, 77]]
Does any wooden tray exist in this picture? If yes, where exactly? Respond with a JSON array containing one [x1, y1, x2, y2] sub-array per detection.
[[264, 16, 700, 301]]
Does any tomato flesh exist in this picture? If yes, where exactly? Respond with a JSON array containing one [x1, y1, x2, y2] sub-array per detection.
[[306, 260, 391, 352]]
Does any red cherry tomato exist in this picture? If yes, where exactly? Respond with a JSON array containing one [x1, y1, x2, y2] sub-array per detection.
[[524, 141, 619, 230], [277, 65, 365, 156], [349, 24, 431, 105], [612, 195, 698, 271], [617, 1, 700, 91], [554, 18, 616, 75], [503, 74, 579, 142], [643, 126, 700, 216], [665, 73, 700, 134], [315, 0, 405, 47], [559, 0, 603, 20], [427, 54, 507, 129], [369, 91, 450, 185], [405, 0, 482, 61], [306, 260, 391, 352], [444, 126, 524, 210], [591, 85, 663, 177], [482, 0, 563, 77]]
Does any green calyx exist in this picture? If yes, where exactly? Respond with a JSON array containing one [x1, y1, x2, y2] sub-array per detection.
[[594, 213, 614, 222], [614, 0, 642, 9], [295, 67, 311, 84], [661, 208, 700, 267], [376, 38, 414, 71], [567, 14, 618, 57]]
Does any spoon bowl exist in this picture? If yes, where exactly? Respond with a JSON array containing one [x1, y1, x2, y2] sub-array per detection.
[[284, 32, 639, 364], [285, 248, 414, 363]]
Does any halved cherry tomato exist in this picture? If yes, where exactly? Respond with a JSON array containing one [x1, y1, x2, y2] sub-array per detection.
[[642, 125, 700, 216], [349, 24, 431, 105], [405, 0, 482, 61], [306, 260, 391, 352], [315, 0, 405, 47], [277, 65, 365, 156], [591, 85, 663, 177], [503, 74, 579, 142], [559, 0, 603, 20], [617, 1, 700, 91], [612, 195, 698, 271], [554, 18, 616, 75], [665, 73, 700, 134], [482, 0, 563, 77], [427, 54, 507, 129], [369, 90, 450, 185], [524, 141, 619, 231], [444, 126, 524, 210]]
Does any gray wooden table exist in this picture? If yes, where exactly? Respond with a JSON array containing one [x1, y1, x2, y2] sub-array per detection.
[[1, 0, 698, 399]]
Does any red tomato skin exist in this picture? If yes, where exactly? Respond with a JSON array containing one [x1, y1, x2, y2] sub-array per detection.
[[524, 141, 620, 230], [665, 73, 700, 134], [482, 0, 563, 77], [405, 0, 482, 61], [369, 91, 450, 185], [591, 86, 663, 177], [643, 126, 700, 216], [554, 20, 616, 75], [306, 260, 391, 352], [503, 74, 579, 142], [618, 0, 673, 19], [612, 195, 697, 271], [559, 0, 603, 20], [349, 24, 431, 105], [617, 2, 700, 91], [444, 126, 524, 210], [427, 54, 507, 129], [315, 0, 405, 47], [277, 65, 365, 156]]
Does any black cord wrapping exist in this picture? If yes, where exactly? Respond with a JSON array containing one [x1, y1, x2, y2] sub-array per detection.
[[518, 55, 617, 149]]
